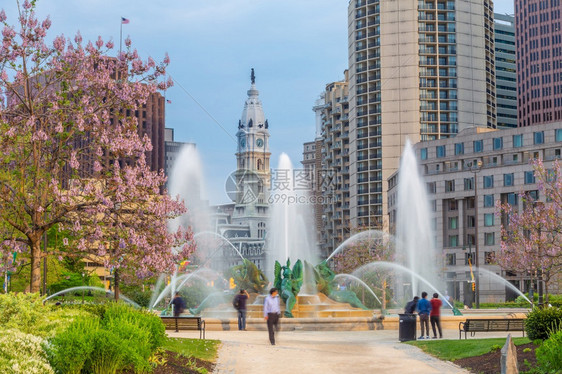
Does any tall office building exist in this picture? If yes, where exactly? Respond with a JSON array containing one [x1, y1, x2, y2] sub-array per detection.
[[164, 127, 195, 179], [515, 0, 562, 127], [494, 13, 518, 128], [348, 0, 496, 229], [319, 75, 351, 257]]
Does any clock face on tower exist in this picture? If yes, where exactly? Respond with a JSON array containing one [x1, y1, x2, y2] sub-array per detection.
[[240, 138, 246, 149], [256, 138, 264, 148]]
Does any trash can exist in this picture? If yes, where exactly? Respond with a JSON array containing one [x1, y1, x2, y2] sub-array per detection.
[[398, 313, 417, 342]]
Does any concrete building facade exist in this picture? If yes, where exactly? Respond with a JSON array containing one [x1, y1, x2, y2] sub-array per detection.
[[515, 0, 562, 127], [388, 122, 562, 303], [164, 127, 195, 180], [494, 13, 518, 128], [348, 0, 496, 231]]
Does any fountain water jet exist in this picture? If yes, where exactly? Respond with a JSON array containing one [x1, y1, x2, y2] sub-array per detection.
[[396, 140, 439, 297], [43, 286, 140, 308], [333, 274, 382, 305], [267, 153, 318, 290], [353, 261, 454, 309], [326, 230, 395, 262], [475, 267, 532, 305]]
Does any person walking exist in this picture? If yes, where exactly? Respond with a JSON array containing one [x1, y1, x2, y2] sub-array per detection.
[[233, 289, 250, 331], [417, 291, 431, 339], [430, 292, 443, 339], [171, 292, 185, 317], [263, 287, 281, 345]]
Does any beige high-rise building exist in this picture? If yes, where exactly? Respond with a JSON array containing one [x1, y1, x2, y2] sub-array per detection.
[[302, 72, 351, 258], [348, 0, 496, 229]]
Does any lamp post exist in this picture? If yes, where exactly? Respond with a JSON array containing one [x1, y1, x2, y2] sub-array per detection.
[[463, 244, 474, 307], [81, 272, 85, 304], [468, 161, 482, 308]]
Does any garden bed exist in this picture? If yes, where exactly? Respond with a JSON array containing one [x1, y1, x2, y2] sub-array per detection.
[[454, 342, 537, 374]]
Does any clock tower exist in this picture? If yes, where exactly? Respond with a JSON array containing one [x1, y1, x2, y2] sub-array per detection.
[[213, 69, 271, 271], [235, 69, 271, 203]]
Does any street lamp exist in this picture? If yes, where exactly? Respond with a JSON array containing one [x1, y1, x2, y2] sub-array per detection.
[[462, 244, 475, 307], [467, 160, 482, 308], [81, 272, 85, 304]]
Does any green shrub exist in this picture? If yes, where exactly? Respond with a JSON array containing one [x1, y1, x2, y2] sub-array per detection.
[[46, 317, 99, 374], [526, 307, 562, 340], [454, 300, 464, 309], [85, 329, 129, 374], [104, 318, 152, 373], [103, 303, 166, 350], [0, 293, 51, 333], [536, 329, 562, 373], [0, 329, 55, 374]]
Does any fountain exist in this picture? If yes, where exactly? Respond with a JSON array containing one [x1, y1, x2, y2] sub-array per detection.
[[43, 286, 140, 308], [267, 153, 318, 287], [396, 140, 439, 298]]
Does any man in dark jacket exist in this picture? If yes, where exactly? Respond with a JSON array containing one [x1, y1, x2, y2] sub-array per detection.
[[404, 296, 419, 314], [233, 289, 250, 330], [171, 292, 185, 317]]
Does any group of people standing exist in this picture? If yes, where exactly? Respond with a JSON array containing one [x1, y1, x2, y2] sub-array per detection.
[[405, 292, 443, 339]]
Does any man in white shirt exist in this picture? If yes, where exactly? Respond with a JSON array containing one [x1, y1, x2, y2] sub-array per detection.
[[263, 287, 281, 345]]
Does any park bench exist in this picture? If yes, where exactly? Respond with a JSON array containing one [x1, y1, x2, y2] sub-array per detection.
[[458, 318, 525, 339], [160, 316, 206, 339]]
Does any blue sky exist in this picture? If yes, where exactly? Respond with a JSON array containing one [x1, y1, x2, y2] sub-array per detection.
[[3, 0, 514, 204]]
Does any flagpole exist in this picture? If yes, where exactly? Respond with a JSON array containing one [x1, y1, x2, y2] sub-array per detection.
[[119, 19, 122, 57]]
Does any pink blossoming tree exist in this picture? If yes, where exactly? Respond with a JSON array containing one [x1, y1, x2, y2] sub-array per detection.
[[0, 1, 193, 293], [496, 159, 561, 304], [332, 229, 394, 309]]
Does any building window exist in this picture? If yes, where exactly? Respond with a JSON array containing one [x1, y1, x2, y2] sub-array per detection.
[[504, 173, 514, 186], [466, 234, 475, 246], [485, 252, 493, 264], [473, 140, 484, 153], [484, 213, 494, 227], [448, 200, 458, 211], [493, 137, 503, 150], [556, 129, 562, 142], [524, 171, 536, 184], [449, 235, 459, 247], [464, 177, 474, 191], [513, 134, 523, 148], [528, 190, 539, 201], [445, 180, 455, 192], [534, 131, 544, 145], [436, 145, 446, 158], [466, 215, 475, 228], [427, 182, 436, 194], [505, 192, 518, 206], [483, 175, 494, 188], [449, 217, 458, 229], [484, 194, 494, 207], [455, 143, 464, 155], [465, 252, 475, 266], [484, 232, 495, 245], [446, 253, 456, 266], [420, 148, 428, 160], [466, 197, 475, 209], [431, 200, 437, 212]]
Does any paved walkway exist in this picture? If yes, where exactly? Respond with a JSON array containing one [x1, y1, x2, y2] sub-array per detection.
[[167, 328, 504, 374]]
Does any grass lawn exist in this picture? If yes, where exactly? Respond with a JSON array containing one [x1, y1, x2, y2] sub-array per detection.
[[406, 337, 531, 361], [163, 337, 221, 362]]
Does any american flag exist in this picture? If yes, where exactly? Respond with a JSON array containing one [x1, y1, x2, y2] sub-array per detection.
[[121, 17, 130, 24], [166, 99, 172, 104]]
